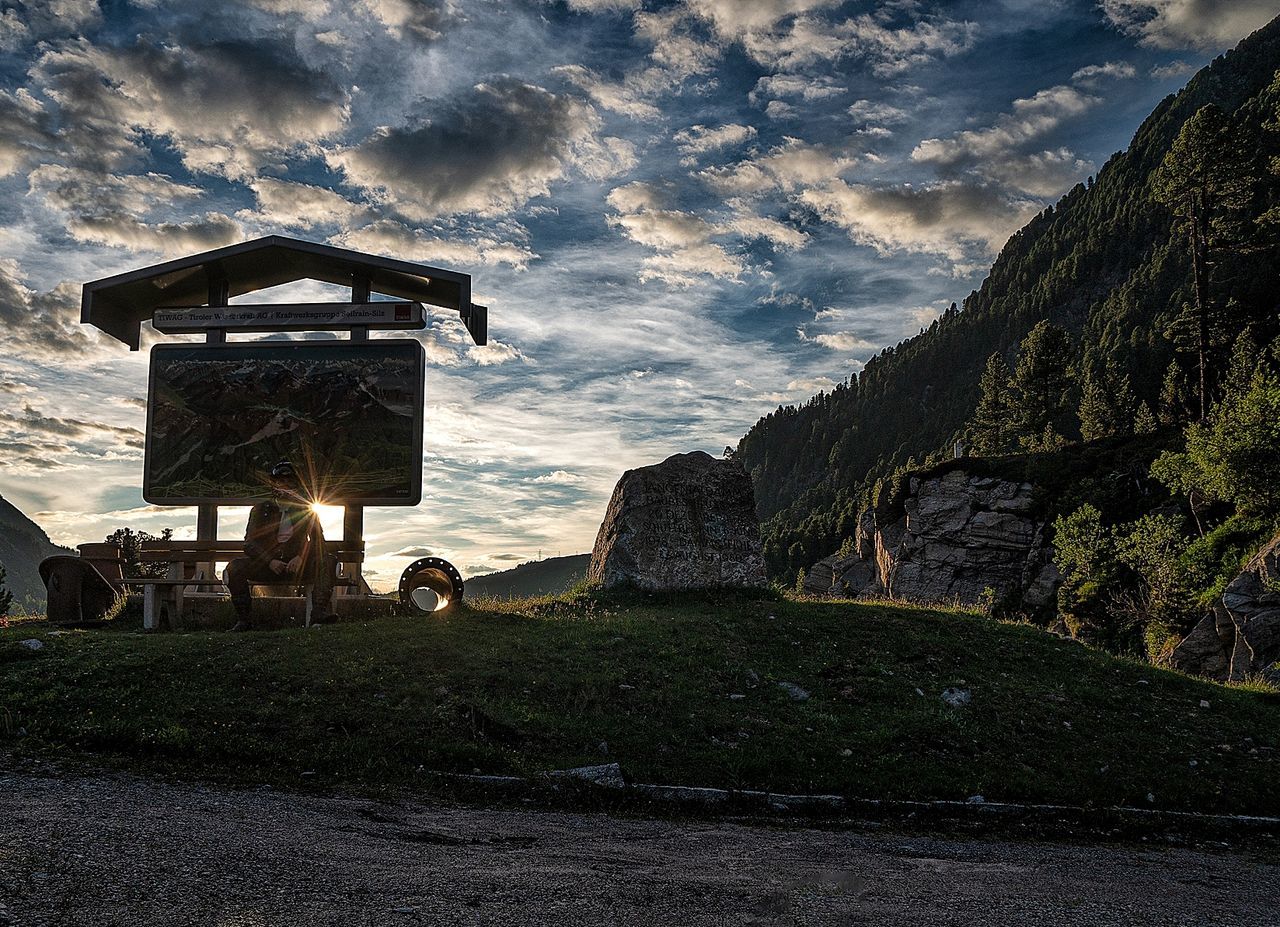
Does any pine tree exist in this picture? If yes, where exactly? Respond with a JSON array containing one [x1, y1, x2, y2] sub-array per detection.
[[1134, 401, 1158, 434], [969, 352, 1014, 455], [1078, 363, 1112, 441], [1159, 360, 1193, 425], [1010, 321, 1075, 451], [1152, 104, 1256, 419]]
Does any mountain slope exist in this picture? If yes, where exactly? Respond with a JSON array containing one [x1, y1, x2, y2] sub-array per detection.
[[738, 17, 1280, 578], [0, 495, 72, 613], [465, 554, 590, 599]]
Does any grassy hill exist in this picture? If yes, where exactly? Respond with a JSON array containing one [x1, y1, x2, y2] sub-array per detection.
[[0, 494, 72, 615], [465, 554, 590, 599], [3, 592, 1277, 815]]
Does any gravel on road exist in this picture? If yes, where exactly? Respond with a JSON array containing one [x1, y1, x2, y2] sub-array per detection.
[[1, 767, 1276, 926]]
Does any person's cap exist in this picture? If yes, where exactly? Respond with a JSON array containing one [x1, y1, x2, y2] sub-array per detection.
[[270, 460, 296, 479]]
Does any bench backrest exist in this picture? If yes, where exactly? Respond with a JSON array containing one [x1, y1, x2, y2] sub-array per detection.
[[139, 540, 365, 563]]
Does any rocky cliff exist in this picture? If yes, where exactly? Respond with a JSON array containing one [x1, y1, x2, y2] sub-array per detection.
[[1170, 534, 1280, 682], [803, 466, 1058, 613]]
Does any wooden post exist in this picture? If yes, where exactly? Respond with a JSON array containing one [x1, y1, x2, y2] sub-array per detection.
[[345, 271, 370, 593], [196, 271, 229, 583]]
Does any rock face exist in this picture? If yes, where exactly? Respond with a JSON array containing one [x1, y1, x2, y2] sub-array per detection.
[[589, 451, 767, 591], [1171, 534, 1280, 681], [803, 466, 1058, 613]]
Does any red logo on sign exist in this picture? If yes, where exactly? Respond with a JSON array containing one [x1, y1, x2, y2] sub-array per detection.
[[395, 306, 411, 321]]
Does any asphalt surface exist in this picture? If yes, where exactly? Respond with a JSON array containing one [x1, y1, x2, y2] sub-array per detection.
[[1, 767, 1276, 926]]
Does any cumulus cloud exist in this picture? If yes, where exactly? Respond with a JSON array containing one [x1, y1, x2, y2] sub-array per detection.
[[1101, 0, 1280, 50], [67, 212, 242, 254], [531, 470, 588, 484], [1071, 60, 1137, 82], [672, 123, 758, 156], [555, 7, 720, 118], [983, 148, 1094, 197], [29, 164, 241, 252], [606, 180, 806, 285], [911, 82, 1104, 195], [360, 0, 451, 42], [717, 7, 978, 74], [245, 178, 365, 229], [334, 219, 537, 269], [751, 73, 845, 103], [0, 260, 108, 360], [799, 179, 1040, 264], [699, 137, 855, 196], [796, 329, 876, 351], [605, 181, 745, 286], [913, 85, 1097, 167], [847, 98, 910, 127], [331, 78, 634, 220], [32, 34, 351, 178], [0, 89, 56, 177]]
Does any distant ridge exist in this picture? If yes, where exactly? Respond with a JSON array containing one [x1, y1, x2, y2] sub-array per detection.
[[0, 494, 72, 614], [465, 554, 590, 599]]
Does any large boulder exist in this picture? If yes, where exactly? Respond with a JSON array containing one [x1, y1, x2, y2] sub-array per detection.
[[588, 451, 767, 591]]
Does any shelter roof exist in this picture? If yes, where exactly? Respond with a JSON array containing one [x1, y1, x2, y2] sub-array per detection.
[[81, 235, 483, 349]]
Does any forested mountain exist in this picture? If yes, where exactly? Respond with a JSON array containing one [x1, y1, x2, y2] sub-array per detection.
[[738, 16, 1280, 579]]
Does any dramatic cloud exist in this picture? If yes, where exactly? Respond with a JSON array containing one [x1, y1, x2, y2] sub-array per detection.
[[0, 89, 55, 176], [27, 164, 239, 252], [331, 78, 635, 220], [32, 34, 350, 178], [0, 260, 107, 360], [799, 180, 1040, 264], [1102, 0, 1280, 50]]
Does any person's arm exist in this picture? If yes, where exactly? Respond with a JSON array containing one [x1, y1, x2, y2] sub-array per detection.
[[244, 503, 279, 567]]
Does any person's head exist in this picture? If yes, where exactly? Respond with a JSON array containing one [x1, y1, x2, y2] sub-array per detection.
[[266, 460, 299, 498]]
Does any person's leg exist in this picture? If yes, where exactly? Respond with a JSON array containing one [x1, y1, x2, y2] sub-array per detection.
[[226, 557, 273, 630], [307, 554, 336, 623]]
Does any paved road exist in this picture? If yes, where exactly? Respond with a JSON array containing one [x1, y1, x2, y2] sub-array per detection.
[[1, 768, 1275, 926]]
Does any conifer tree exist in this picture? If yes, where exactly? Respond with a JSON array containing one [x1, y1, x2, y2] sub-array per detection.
[[970, 352, 1014, 455], [1159, 360, 1193, 425], [1010, 321, 1075, 451], [1077, 364, 1111, 441], [1134, 401, 1158, 435], [1153, 104, 1255, 420]]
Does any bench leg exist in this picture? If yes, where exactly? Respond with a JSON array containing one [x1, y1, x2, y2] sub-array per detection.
[[143, 585, 160, 632], [305, 586, 314, 628]]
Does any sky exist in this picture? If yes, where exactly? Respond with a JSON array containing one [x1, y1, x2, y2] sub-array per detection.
[[0, 0, 1276, 591]]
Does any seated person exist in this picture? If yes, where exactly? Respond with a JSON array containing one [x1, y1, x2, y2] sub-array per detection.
[[226, 460, 334, 631]]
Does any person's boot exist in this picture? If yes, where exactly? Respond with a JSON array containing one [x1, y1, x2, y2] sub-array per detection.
[[230, 594, 253, 632]]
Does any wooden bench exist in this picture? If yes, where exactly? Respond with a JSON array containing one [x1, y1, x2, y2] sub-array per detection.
[[134, 540, 366, 630]]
